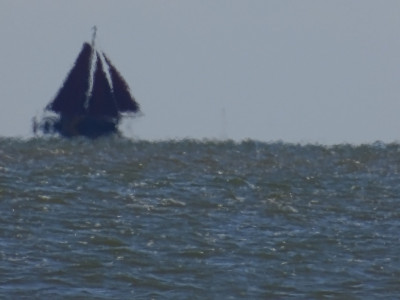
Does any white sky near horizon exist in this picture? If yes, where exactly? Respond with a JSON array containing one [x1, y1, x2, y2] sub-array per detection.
[[1, 0, 400, 144]]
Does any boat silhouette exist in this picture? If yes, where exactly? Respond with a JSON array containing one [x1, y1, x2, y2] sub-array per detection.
[[34, 28, 140, 138]]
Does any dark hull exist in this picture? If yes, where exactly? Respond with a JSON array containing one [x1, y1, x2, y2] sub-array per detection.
[[39, 115, 119, 139]]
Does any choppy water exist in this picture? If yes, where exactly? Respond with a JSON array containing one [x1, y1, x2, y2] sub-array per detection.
[[1, 137, 400, 299]]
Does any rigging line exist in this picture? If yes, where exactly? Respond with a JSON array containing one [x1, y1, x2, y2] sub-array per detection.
[[85, 26, 98, 110]]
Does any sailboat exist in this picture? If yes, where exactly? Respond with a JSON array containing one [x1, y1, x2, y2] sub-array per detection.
[[34, 28, 140, 138]]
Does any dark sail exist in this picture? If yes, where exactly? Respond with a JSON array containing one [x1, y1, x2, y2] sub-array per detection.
[[103, 53, 140, 113], [46, 42, 93, 116], [87, 53, 119, 119]]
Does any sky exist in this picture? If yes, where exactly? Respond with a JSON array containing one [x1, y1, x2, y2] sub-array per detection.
[[1, 0, 400, 144]]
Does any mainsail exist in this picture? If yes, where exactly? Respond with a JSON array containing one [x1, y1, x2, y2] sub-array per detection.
[[37, 33, 140, 138]]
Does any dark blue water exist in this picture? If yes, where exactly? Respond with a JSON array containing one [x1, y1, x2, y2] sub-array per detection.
[[1, 137, 400, 299]]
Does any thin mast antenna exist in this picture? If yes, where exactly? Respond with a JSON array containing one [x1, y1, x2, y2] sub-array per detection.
[[91, 25, 97, 47]]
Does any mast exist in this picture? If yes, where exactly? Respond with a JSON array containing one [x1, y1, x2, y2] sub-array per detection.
[[103, 53, 140, 113], [91, 26, 97, 47], [46, 42, 93, 116]]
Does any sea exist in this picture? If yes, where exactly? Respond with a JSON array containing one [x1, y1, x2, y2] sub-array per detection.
[[1, 137, 399, 299]]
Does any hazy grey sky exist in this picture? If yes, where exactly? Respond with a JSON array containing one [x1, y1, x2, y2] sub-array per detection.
[[1, 1, 400, 144]]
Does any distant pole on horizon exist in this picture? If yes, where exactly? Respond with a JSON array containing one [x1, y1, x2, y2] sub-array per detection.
[[221, 108, 228, 140]]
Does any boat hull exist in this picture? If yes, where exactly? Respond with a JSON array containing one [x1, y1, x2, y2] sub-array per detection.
[[38, 115, 119, 138]]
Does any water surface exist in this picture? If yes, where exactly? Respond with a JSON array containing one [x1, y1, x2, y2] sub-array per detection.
[[1, 138, 399, 299]]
